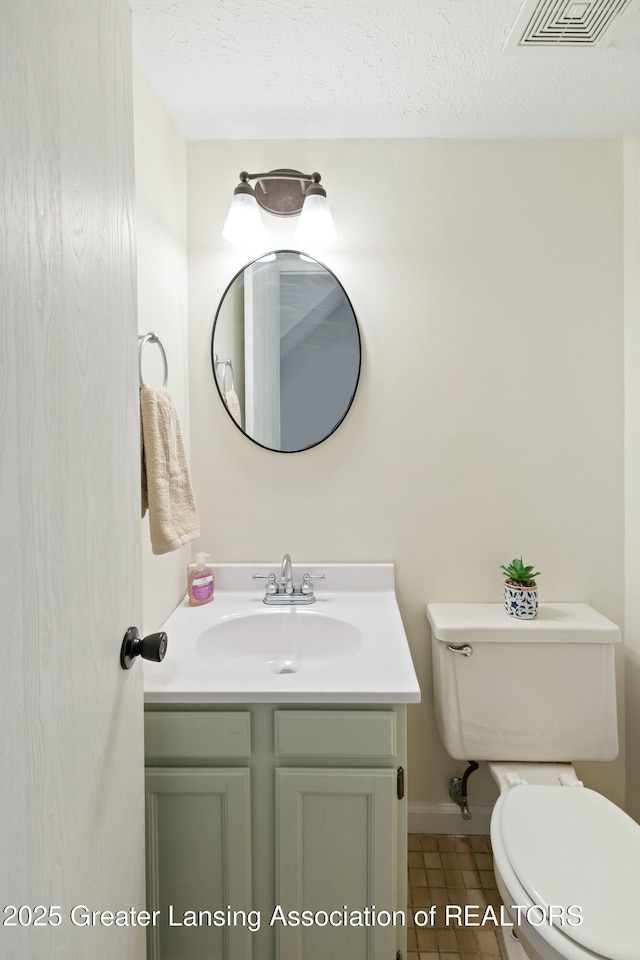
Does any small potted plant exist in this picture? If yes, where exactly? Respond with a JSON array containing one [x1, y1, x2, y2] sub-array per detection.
[[500, 557, 540, 619]]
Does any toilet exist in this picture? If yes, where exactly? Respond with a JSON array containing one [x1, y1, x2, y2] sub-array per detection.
[[427, 602, 640, 960]]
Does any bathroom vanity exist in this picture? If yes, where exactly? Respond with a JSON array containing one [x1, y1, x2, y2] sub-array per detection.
[[143, 563, 420, 960]]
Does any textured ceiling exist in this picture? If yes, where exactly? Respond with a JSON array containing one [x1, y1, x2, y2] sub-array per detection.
[[131, 0, 640, 139]]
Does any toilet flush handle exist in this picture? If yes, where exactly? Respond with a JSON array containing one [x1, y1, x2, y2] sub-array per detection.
[[446, 643, 473, 657]]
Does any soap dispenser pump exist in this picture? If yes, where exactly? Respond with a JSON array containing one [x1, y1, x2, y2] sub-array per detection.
[[187, 553, 215, 606]]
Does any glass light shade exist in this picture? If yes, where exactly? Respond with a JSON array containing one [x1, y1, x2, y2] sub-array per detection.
[[222, 192, 265, 244], [295, 193, 337, 245]]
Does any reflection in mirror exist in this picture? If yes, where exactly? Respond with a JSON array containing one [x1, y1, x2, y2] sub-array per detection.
[[211, 250, 361, 453]]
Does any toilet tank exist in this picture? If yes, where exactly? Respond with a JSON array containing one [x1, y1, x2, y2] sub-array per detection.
[[427, 602, 619, 762]]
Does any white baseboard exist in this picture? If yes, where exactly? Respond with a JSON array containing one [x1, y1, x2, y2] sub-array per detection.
[[408, 801, 493, 835]]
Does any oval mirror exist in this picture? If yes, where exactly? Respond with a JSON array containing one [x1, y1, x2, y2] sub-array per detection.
[[211, 250, 361, 453]]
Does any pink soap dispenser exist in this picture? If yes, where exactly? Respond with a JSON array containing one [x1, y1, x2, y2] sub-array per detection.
[[187, 553, 215, 606]]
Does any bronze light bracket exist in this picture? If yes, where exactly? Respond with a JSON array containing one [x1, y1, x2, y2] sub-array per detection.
[[234, 169, 327, 217]]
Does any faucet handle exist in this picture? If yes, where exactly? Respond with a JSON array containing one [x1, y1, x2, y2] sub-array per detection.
[[301, 572, 325, 596], [253, 573, 278, 595]]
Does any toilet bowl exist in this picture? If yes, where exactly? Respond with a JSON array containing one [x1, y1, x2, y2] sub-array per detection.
[[426, 603, 635, 960], [488, 764, 640, 960]]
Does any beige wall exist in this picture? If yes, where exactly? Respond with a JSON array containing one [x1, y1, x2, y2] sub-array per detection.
[[624, 136, 640, 823], [133, 66, 190, 633], [187, 138, 625, 818]]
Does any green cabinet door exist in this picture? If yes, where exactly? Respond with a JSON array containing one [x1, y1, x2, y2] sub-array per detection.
[[275, 768, 398, 960], [145, 767, 252, 960]]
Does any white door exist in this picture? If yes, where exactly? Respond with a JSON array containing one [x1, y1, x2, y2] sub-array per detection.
[[1, 2, 145, 958]]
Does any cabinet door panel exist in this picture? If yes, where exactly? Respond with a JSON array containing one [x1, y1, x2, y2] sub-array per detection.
[[146, 768, 252, 960], [275, 769, 397, 960]]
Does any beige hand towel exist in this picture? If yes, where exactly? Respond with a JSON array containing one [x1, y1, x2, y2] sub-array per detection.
[[224, 387, 243, 428], [140, 385, 200, 555]]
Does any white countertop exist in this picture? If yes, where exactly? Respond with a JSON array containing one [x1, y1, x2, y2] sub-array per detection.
[[144, 563, 421, 704]]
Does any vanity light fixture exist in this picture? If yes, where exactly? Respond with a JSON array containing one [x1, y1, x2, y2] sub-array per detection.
[[222, 168, 336, 245]]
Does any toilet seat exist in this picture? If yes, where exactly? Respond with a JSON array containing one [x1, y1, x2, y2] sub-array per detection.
[[494, 786, 640, 960]]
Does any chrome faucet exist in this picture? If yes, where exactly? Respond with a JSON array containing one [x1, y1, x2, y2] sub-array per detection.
[[280, 553, 294, 595], [252, 554, 325, 604]]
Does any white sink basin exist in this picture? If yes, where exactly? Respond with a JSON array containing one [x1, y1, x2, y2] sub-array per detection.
[[144, 563, 421, 703], [196, 610, 364, 675]]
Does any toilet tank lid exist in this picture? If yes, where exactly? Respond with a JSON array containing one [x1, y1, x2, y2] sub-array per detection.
[[426, 602, 620, 644]]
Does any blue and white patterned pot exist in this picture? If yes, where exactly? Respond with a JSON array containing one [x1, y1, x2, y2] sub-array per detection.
[[503, 581, 538, 619]]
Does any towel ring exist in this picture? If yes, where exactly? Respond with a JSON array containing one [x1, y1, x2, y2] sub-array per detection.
[[138, 332, 168, 388], [222, 359, 234, 395], [214, 354, 234, 396]]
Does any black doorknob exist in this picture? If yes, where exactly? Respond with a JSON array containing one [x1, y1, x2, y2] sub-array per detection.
[[120, 626, 168, 670]]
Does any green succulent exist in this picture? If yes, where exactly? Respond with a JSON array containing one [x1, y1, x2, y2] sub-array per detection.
[[500, 557, 540, 585]]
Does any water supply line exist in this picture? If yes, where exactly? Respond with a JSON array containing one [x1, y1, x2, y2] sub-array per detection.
[[448, 761, 479, 820]]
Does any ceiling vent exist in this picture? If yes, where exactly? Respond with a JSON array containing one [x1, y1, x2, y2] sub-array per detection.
[[504, 0, 634, 52]]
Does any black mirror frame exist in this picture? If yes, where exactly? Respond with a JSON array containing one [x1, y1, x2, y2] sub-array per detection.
[[210, 249, 362, 454]]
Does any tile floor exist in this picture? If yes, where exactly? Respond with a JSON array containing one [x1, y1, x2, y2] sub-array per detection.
[[406, 834, 508, 960]]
